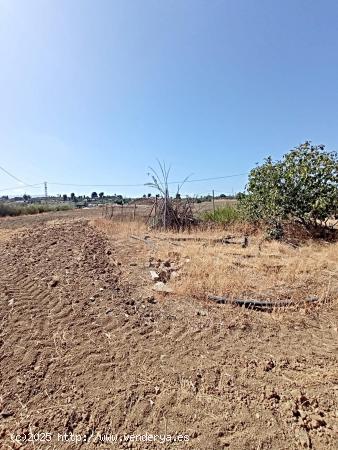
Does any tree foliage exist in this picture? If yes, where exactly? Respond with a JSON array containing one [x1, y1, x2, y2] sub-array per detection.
[[240, 142, 338, 230]]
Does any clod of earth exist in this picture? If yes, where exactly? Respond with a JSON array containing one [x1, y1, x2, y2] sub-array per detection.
[[48, 276, 59, 288]]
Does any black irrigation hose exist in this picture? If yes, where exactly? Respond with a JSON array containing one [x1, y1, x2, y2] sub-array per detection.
[[207, 295, 319, 310]]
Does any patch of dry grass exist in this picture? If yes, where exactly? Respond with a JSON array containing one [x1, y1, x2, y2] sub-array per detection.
[[95, 218, 338, 305], [177, 240, 337, 303], [92, 217, 148, 238]]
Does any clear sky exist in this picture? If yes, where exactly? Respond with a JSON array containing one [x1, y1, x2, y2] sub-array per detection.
[[0, 0, 337, 197]]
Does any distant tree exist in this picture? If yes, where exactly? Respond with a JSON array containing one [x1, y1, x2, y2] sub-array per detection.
[[70, 193, 76, 202], [236, 192, 245, 200], [91, 192, 98, 199], [219, 194, 226, 198], [175, 193, 181, 199], [143, 194, 146, 198], [62, 194, 68, 202], [147, 193, 151, 198], [99, 192, 104, 199]]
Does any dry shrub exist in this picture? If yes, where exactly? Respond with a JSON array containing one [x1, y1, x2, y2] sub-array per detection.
[[282, 221, 338, 243]]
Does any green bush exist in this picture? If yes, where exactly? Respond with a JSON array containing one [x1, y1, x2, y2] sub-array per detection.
[[239, 142, 338, 230], [201, 205, 241, 224], [0, 203, 72, 217]]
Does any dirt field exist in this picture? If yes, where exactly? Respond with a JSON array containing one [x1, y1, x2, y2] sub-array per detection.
[[0, 212, 337, 449]]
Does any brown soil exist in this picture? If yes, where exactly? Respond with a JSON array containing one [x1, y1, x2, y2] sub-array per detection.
[[0, 214, 337, 449]]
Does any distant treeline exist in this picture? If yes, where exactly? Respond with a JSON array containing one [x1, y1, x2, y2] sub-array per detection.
[[0, 203, 71, 218]]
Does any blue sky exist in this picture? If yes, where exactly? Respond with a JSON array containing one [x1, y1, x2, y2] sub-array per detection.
[[0, 0, 337, 197]]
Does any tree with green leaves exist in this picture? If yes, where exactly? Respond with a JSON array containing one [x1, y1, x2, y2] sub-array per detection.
[[240, 142, 338, 232]]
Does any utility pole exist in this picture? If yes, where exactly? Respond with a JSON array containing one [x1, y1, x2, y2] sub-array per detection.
[[212, 189, 215, 217], [44, 181, 48, 202]]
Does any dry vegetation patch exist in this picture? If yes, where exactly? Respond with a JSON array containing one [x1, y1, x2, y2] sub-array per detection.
[[94, 218, 338, 306], [169, 239, 338, 304]]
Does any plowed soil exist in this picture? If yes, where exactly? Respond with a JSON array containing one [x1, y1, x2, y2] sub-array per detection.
[[0, 215, 337, 449]]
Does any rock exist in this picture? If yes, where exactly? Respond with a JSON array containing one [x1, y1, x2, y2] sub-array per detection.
[[150, 271, 159, 281], [299, 409, 307, 419], [264, 359, 275, 372], [48, 277, 59, 288], [153, 282, 173, 293], [308, 414, 326, 429]]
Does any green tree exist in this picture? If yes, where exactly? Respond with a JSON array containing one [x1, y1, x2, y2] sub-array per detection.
[[62, 194, 68, 202], [240, 142, 338, 230], [99, 192, 104, 199], [70, 193, 76, 202], [91, 192, 98, 199]]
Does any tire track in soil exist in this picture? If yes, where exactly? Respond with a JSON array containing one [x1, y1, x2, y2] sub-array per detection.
[[0, 220, 135, 448]]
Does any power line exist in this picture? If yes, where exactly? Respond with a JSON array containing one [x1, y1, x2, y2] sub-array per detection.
[[47, 172, 248, 188], [48, 182, 146, 188], [180, 173, 248, 184], [0, 164, 44, 193], [0, 165, 27, 184], [0, 172, 248, 194], [0, 183, 44, 193]]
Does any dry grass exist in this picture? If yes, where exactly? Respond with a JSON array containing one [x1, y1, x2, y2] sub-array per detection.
[[95, 218, 338, 305], [92, 217, 148, 238], [168, 238, 338, 304]]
